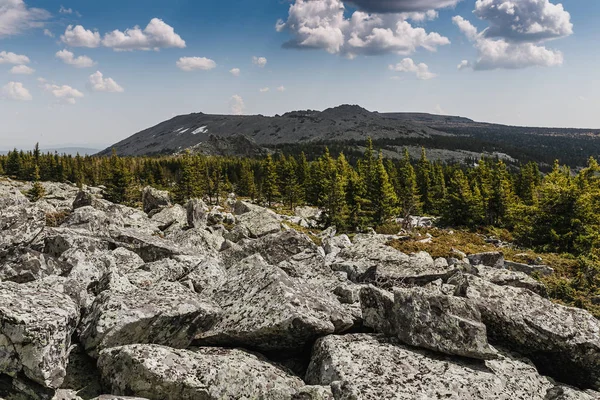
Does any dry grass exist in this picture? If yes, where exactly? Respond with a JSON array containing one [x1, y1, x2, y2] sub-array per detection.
[[45, 211, 71, 227]]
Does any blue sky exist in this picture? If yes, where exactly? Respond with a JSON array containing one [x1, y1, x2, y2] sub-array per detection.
[[0, 0, 598, 149]]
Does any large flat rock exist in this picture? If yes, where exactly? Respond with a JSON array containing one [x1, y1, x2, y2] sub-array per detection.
[[98, 344, 304, 399], [196, 254, 353, 352], [306, 334, 558, 399]]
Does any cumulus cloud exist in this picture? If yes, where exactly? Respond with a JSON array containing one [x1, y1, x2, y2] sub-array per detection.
[[276, 0, 449, 58], [277, 86, 286, 92], [88, 71, 124, 93], [43, 28, 53, 37], [60, 19, 185, 51], [0, 51, 29, 65], [229, 68, 241, 77], [0, 0, 50, 38], [457, 59, 470, 70], [43, 82, 84, 104], [453, 0, 572, 70], [229, 95, 245, 115], [56, 49, 95, 68], [10, 64, 34, 74], [1, 81, 32, 101], [389, 57, 437, 79], [61, 25, 101, 48], [474, 0, 572, 43], [453, 15, 564, 70], [259, 87, 270, 93], [348, 0, 461, 13], [102, 18, 186, 51], [252, 56, 267, 67], [176, 57, 216, 71]]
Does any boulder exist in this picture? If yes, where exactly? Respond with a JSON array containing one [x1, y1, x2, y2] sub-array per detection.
[[292, 386, 334, 400], [79, 282, 221, 358], [0, 248, 65, 284], [0, 282, 79, 388], [322, 234, 352, 257], [332, 235, 455, 286], [196, 254, 353, 352], [168, 228, 224, 258], [235, 208, 281, 238], [306, 334, 555, 399], [149, 205, 187, 232], [180, 257, 227, 297], [468, 251, 504, 269], [545, 386, 600, 400], [186, 199, 209, 228], [141, 186, 171, 215], [98, 344, 304, 399], [360, 285, 496, 360], [459, 274, 600, 390], [393, 287, 496, 359], [60, 344, 102, 399], [475, 264, 547, 295], [72, 190, 103, 210], [505, 260, 554, 277], [0, 203, 45, 254], [111, 229, 186, 262]]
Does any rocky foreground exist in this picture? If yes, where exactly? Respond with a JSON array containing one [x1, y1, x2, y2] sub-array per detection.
[[1, 179, 600, 400]]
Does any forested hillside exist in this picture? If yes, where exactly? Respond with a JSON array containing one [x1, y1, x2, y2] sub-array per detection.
[[2, 140, 600, 317]]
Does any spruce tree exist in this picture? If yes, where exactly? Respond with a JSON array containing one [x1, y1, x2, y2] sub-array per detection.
[[372, 152, 398, 224], [397, 148, 421, 220], [27, 165, 45, 202], [262, 154, 280, 207], [416, 147, 433, 214]]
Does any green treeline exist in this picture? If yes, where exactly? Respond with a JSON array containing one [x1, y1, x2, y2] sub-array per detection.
[[4, 140, 600, 260]]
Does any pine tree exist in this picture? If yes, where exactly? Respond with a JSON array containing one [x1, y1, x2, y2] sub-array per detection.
[[238, 161, 257, 200], [416, 147, 433, 214], [320, 148, 346, 227], [5, 149, 22, 177], [175, 153, 202, 203], [27, 165, 45, 202], [442, 169, 484, 227], [104, 150, 133, 204], [396, 148, 421, 221], [372, 152, 398, 224], [262, 154, 280, 207]]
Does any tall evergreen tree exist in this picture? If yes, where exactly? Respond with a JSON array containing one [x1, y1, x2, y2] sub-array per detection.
[[262, 154, 280, 206]]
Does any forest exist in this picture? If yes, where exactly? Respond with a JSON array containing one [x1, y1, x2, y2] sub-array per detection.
[[2, 140, 600, 317]]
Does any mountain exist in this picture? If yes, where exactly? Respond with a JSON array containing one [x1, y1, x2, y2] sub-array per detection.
[[100, 105, 600, 167]]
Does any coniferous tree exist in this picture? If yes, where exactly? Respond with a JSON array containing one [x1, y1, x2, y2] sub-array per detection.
[[416, 147, 433, 214], [396, 148, 421, 221], [372, 152, 398, 224], [104, 150, 133, 204], [262, 154, 279, 207], [27, 165, 45, 202], [238, 161, 257, 200]]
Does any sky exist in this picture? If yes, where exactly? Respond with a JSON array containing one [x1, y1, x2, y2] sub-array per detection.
[[0, 0, 599, 149]]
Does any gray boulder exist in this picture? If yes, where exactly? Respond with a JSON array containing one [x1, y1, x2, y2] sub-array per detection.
[[468, 251, 504, 269], [0, 203, 45, 254], [306, 334, 555, 399], [79, 281, 220, 358], [98, 344, 304, 399], [186, 198, 209, 228], [360, 285, 496, 360], [505, 260, 554, 277], [141, 186, 171, 215], [196, 254, 353, 352], [0, 248, 64, 284], [475, 264, 547, 295], [149, 205, 187, 232], [180, 257, 227, 297], [235, 208, 281, 238], [0, 282, 79, 388], [460, 274, 600, 390]]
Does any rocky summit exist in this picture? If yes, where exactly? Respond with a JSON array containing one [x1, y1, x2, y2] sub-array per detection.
[[1, 178, 600, 400]]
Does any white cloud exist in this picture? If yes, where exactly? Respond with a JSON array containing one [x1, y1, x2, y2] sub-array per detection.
[[61, 25, 101, 48], [43, 28, 53, 37], [252, 56, 267, 68], [229, 95, 245, 115], [474, 0, 572, 43], [229, 68, 241, 77], [1, 81, 32, 101], [60, 19, 185, 51], [0, 0, 50, 38], [0, 51, 29, 65], [56, 49, 95, 68], [457, 59, 470, 70], [259, 87, 270, 93], [277, 86, 286, 92], [348, 0, 461, 13], [88, 71, 124, 93], [176, 57, 216, 71], [453, 15, 564, 70], [389, 57, 437, 79], [10, 64, 34, 74], [276, 0, 449, 58], [102, 18, 185, 51], [43, 82, 84, 104], [58, 5, 79, 16]]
